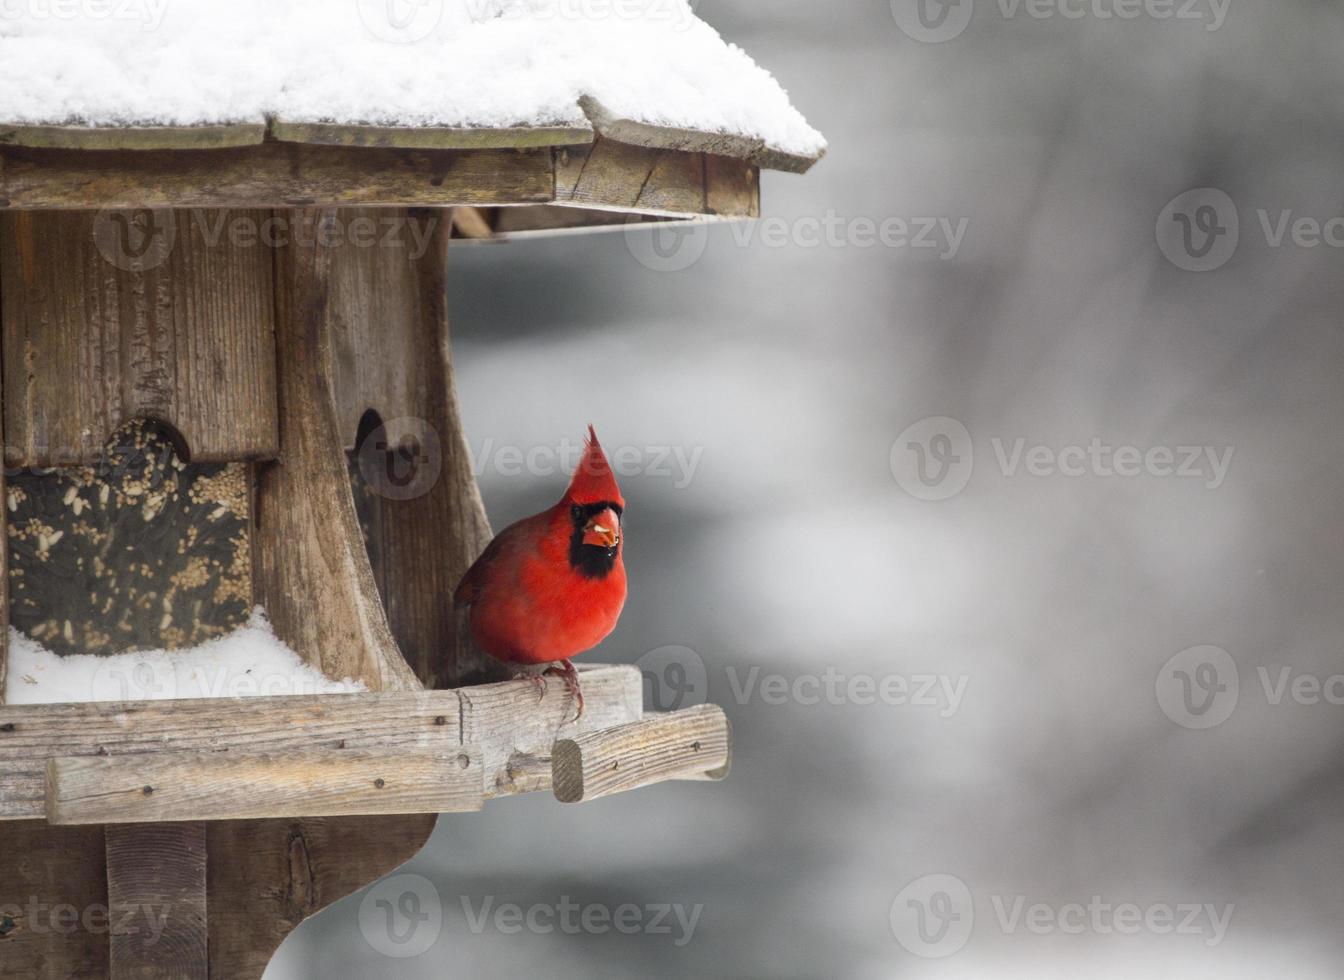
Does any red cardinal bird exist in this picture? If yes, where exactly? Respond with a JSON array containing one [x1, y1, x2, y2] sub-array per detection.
[[454, 425, 626, 717]]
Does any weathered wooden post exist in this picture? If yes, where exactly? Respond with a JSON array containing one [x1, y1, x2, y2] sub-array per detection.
[[0, 17, 822, 978]]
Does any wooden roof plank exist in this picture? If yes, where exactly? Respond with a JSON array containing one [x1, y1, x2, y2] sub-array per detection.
[[270, 119, 595, 150], [579, 95, 822, 175], [0, 123, 267, 151]]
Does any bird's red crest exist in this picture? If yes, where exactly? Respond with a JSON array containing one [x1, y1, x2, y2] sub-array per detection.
[[566, 425, 624, 507]]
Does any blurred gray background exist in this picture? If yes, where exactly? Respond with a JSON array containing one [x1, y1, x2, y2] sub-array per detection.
[[270, 1, 1344, 976]]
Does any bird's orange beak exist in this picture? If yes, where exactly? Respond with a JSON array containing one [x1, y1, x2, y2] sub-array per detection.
[[582, 508, 621, 550]]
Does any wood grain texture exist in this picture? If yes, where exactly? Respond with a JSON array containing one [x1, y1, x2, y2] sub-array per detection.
[[0, 143, 555, 210], [0, 668, 642, 819], [0, 822, 109, 979], [705, 154, 761, 220], [330, 209, 498, 687], [0, 143, 763, 221], [552, 703, 730, 804], [450, 206, 495, 239], [205, 815, 435, 980], [0, 124, 266, 151], [49, 747, 484, 824], [579, 96, 766, 163], [578, 96, 823, 174], [199, 204, 437, 980], [0, 692, 466, 822], [271, 120, 594, 150], [555, 138, 706, 216], [255, 209, 421, 693], [0, 209, 278, 466], [105, 822, 207, 980], [194, 669, 637, 979], [0, 445, 6, 705], [461, 665, 644, 797]]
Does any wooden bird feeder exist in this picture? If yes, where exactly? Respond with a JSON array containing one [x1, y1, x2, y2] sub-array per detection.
[[0, 13, 821, 978]]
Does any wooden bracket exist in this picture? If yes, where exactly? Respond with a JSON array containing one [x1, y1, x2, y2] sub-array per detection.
[[552, 704, 731, 804]]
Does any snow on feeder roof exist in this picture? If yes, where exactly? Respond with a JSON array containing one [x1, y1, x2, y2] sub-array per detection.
[[0, 0, 825, 172], [0, 6, 783, 976]]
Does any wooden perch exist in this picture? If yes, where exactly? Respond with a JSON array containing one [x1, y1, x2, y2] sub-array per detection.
[[0, 665, 651, 821], [46, 746, 484, 824], [551, 704, 731, 804]]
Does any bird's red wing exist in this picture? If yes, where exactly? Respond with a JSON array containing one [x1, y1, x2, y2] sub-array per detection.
[[453, 532, 510, 609]]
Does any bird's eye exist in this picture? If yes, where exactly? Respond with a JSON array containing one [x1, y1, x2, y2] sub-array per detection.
[[571, 504, 583, 522]]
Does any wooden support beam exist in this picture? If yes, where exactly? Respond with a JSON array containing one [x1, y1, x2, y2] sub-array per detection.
[[326, 209, 497, 686], [48, 746, 485, 824], [0, 143, 555, 210], [552, 704, 731, 804], [451, 206, 496, 239], [0, 427, 6, 704], [105, 823, 207, 980], [0, 143, 761, 222], [258, 208, 422, 692], [0, 823, 109, 978]]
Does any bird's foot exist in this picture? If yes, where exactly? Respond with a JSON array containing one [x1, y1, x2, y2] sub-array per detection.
[[544, 660, 584, 721], [509, 666, 548, 703]]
